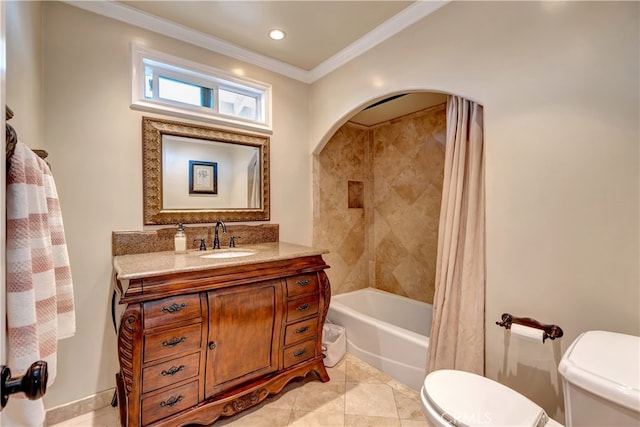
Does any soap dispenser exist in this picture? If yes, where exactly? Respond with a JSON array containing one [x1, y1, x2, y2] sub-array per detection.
[[174, 223, 187, 253]]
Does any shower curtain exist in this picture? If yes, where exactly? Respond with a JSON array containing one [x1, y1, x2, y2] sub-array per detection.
[[428, 95, 485, 375]]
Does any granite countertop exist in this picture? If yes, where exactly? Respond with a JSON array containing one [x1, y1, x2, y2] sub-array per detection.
[[113, 241, 328, 280]]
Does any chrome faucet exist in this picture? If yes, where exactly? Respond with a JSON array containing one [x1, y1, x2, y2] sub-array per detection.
[[213, 221, 227, 249]]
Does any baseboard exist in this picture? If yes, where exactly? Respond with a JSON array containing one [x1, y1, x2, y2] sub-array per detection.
[[45, 388, 115, 426]]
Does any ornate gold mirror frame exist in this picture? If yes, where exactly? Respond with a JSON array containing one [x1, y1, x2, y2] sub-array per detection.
[[143, 117, 270, 225]]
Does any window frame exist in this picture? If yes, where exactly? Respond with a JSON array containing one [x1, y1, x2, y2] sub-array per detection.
[[131, 45, 272, 133]]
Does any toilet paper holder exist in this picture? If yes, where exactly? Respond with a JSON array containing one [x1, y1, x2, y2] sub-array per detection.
[[496, 313, 563, 342]]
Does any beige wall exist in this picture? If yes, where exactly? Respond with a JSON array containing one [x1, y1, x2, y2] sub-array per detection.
[[314, 104, 445, 304], [8, 1, 311, 409], [310, 1, 639, 421], [6, 1, 43, 147]]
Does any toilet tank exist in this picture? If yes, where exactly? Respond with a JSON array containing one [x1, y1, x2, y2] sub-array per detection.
[[559, 330, 639, 426]]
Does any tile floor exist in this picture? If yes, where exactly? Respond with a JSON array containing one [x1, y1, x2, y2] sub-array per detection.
[[50, 353, 432, 427]]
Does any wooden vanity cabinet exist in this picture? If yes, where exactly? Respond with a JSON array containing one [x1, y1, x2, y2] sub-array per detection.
[[205, 280, 282, 397], [115, 255, 331, 427]]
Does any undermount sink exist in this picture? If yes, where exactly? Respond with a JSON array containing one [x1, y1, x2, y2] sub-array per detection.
[[200, 250, 257, 259]]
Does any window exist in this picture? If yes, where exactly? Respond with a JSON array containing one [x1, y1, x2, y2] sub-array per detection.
[[132, 46, 271, 133]]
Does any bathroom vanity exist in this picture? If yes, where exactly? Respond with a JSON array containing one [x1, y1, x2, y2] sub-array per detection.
[[112, 242, 331, 426]]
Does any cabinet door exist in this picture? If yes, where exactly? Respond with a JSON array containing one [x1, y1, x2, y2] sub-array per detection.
[[205, 280, 282, 397]]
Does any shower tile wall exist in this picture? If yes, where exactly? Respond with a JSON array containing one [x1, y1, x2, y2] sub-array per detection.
[[313, 124, 369, 296], [314, 103, 446, 303]]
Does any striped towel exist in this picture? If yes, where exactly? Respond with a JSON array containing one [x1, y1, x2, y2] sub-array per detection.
[[5, 141, 75, 426]]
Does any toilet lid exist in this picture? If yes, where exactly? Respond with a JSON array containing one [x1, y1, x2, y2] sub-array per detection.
[[423, 370, 548, 427], [558, 330, 640, 412]]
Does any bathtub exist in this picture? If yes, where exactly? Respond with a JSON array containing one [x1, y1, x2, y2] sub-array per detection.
[[326, 287, 432, 391]]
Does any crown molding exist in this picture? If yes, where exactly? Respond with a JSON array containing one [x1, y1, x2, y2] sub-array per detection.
[[63, 0, 449, 84], [308, 1, 449, 82], [64, 0, 310, 82]]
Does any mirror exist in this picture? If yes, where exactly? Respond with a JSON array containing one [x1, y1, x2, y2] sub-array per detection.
[[143, 117, 270, 224]]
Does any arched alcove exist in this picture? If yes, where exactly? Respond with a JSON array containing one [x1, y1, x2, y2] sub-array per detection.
[[313, 91, 449, 303]]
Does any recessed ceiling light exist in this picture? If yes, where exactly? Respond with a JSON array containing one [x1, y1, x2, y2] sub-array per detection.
[[269, 29, 286, 41]]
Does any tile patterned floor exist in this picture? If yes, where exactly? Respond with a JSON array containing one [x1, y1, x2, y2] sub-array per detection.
[[50, 354, 431, 427]]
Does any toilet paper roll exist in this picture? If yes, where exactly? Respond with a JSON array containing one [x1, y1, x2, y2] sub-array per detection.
[[510, 323, 545, 343]]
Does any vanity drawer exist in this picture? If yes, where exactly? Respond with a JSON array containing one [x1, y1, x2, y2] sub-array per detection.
[[283, 339, 316, 369], [143, 294, 202, 329], [144, 323, 202, 363], [285, 274, 319, 298], [141, 380, 198, 426], [142, 353, 200, 394], [284, 318, 318, 346], [286, 295, 319, 323]]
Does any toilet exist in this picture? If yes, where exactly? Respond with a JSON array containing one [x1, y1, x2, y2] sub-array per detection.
[[421, 330, 640, 426]]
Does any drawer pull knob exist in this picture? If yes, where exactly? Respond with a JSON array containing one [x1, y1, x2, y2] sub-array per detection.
[[162, 302, 187, 314], [162, 337, 186, 347], [296, 279, 311, 287], [296, 304, 311, 312], [208, 342, 217, 350], [160, 395, 183, 408], [295, 326, 309, 334], [293, 348, 308, 357], [161, 365, 185, 376]]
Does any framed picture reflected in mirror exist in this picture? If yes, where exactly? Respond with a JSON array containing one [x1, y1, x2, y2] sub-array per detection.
[[189, 160, 218, 194]]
